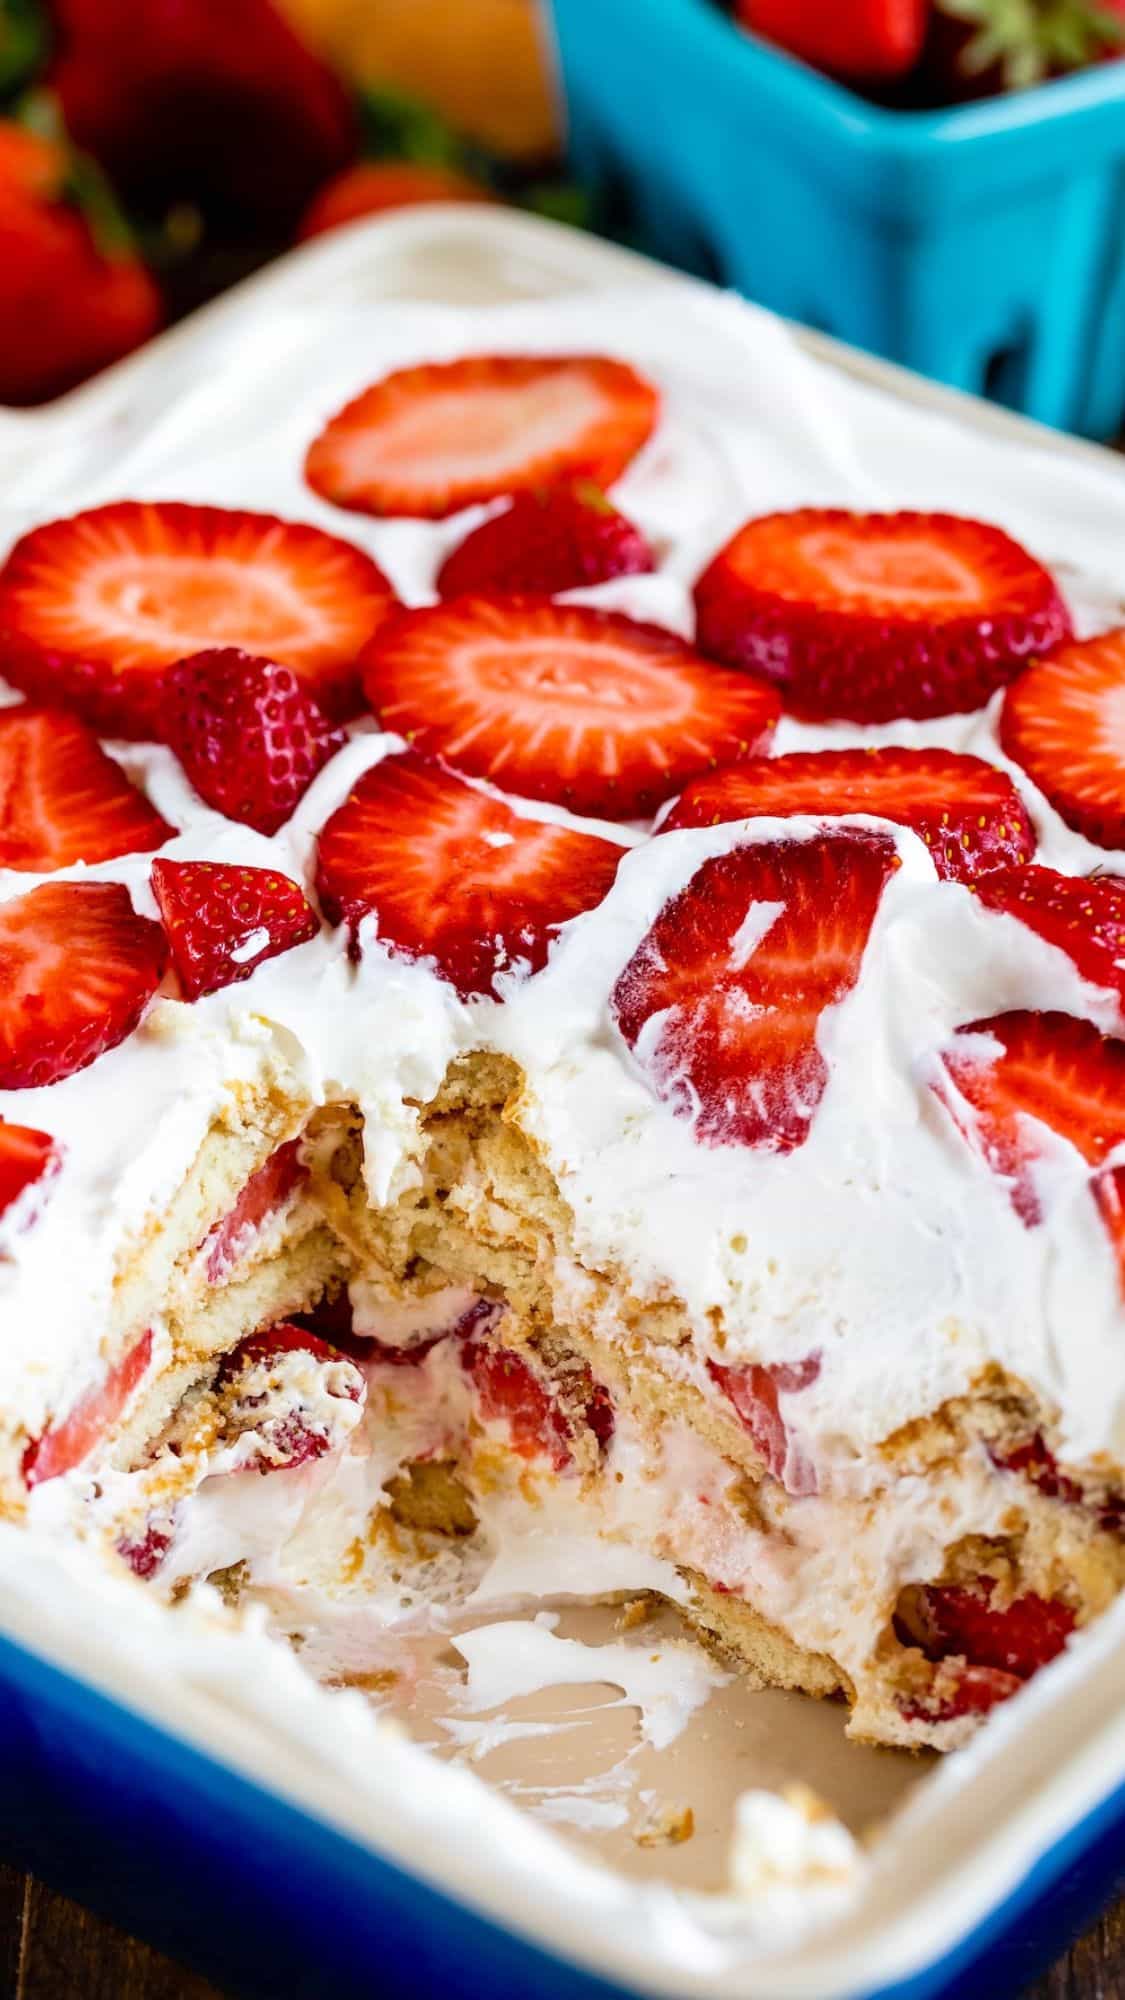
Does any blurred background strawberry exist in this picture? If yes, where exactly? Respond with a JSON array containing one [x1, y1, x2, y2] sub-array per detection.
[[0, 0, 573, 406], [47, 0, 357, 229], [0, 114, 159, 402]]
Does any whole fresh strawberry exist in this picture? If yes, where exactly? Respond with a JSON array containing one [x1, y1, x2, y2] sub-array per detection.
[[736, 0, 929, 78], [918, 0, 1123, 103], [298, 160, 496, 242], [48, 0, 357, 230], [0, 120, 160, 405]]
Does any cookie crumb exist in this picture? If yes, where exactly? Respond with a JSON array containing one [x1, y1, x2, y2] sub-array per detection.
[[618, 1596, 652, 1631], [634, 1799, 695, 1847]]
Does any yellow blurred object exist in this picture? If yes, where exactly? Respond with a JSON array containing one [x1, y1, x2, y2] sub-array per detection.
[[279, 0, 560, 161]]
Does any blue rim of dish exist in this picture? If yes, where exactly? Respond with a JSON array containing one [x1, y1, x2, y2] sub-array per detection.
[[3, 1622, 1125, 2000]]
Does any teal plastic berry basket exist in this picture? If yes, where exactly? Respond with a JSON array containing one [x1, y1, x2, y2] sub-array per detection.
[[547, 0, 1125, 437]]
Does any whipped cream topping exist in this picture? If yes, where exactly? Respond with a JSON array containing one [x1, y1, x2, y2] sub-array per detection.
[[3, 282, 1125, 1499]]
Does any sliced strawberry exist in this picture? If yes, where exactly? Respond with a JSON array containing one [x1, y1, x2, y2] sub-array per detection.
[[989, 1432, 1084, 1510], [898, 1661, 1023, 1725], [694, 510, 1070, 723], [215, 1322, 364, 1473], [900, 1579, 1075, 1679], [661, 747, 1034, 884], [1000, 628, 1125, 849], [935, 1010, 1125, 1224], [974, 865, 1125, 1009], [1093, 1165, 1125, 1299], [360, 598, 779, 821], [151, 857, 319, 1001], [0, 1121, 62, 1228], [304, 354, 659, 521], [23, 1327, 153, 1487], [436, 484, 655, 600], [357, 1295, 506, 1368], [316, 750, 623, 1000], [706, 1354, 821, 1491], [0, 502, 397, 737], [0, 706, 172, 872], [117, 1520, 174, 1580], [0, 880, 167, 1088], [202, 1138, 307, 1284], [462, 1338, 573, 1472], [161, 647, 346, 836], [612, 830, 899, 1150]]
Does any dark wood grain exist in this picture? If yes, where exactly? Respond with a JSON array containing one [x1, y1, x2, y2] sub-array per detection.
[[0, 1864, 1119, 1998], [0, 1870, 220, 2000]]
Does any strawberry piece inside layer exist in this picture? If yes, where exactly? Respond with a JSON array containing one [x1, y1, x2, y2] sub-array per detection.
[[360, 597, 779, 821], [898, 1661, 1023, 1725], [900, 1578, 1075, 1679], [215, 1322, 364, 1473], [151, 857, 319, 1001], [436, 484, 655, 600], [0, 501, 397, 736], [0, 880, 167, 1088], [661, 747, 1035, 885], [0, 706, 172, 871], [693, 509, 1070, 723], [0, 1120, 61, 1228], [462, 1338, 574, 1472], [24, 1328, 154, 1487], [989, 1432, 1085, 1509], [118, 1521, 174, 1580], [612, 830, 899, 1150], [707, 1354, 821, 1492], [974, 865, 1125, 1011], [161, 647, 346, 836], [316, 749, 624, 1000], [203, 1138, 307, 1283], [935, 1010, 1125, 1226], [1000, 629, 1125, 850], [304, 354, 659, 520]]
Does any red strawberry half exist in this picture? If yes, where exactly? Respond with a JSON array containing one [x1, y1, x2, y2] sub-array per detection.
[[974, 865, 1125, 1011], [462, 1339, 574, 1472], [0, 880, 167, 1088], [151, 858, 319, 1001], [161, 648, 345, 836], [935, 1009, 1125, 1225], [0, 705, 173, 872], [661, 747, 1034, 884], [304, 354, 659, 520], [215, 1323, 364, 1473], [436, 484, 655, 599], [0, 502, 397, 738], [693, 510, 1070, 723], [316, 750, 623, 1000], [897, 1579, 1075, 1680], [1000, 628, 1125, 850], [361, 596, 779, 820], [0, 1121, 62, 1228], [707, 1354, 820, 1492], [612, 830, 899, 1150], [24, 1327, 153, 1487], [203, 1138, 307, 1284]]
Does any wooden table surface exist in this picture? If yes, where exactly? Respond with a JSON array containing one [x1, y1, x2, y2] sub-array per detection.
[[0, 1856, 1121, 1997]]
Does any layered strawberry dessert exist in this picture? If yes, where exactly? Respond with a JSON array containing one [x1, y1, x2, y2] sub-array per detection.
[[4, 304, 1125, 1753]]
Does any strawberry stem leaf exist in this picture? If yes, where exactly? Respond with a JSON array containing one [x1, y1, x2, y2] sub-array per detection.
[[937, 0, 1124, 88]]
